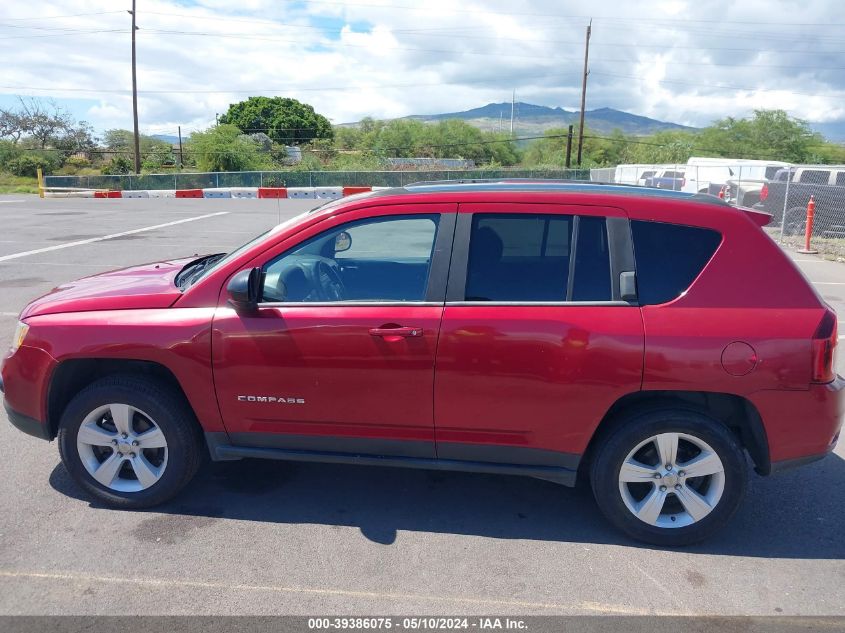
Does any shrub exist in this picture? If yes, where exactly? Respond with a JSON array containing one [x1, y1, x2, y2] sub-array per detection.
[[102, 156, 132, 175], [6, 152, 59, 177]]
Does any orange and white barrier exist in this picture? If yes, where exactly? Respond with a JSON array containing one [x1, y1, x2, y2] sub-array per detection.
[[78, 185, 376, 201]]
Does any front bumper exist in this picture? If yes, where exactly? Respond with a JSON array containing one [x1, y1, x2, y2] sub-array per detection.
[[3, 398, 51, 441], [1, 345, 57, 441]]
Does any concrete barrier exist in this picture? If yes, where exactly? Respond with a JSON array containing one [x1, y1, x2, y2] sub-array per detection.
[[203, 188, 232, 199], [258, 187, 288, 199], [148, 190, 176, 198], [230, 187, 259, 199], [286, 187, 317, 199], [315, 186, 343, 199], [175, 189, 204, 198], [122, 190, 150, 199]]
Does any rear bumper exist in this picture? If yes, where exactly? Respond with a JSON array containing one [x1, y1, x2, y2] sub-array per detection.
[[750, 375, 844, 467]]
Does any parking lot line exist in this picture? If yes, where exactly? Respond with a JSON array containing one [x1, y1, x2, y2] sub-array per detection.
[[0, 568, 681, 615], [0, 212, 229, 263]]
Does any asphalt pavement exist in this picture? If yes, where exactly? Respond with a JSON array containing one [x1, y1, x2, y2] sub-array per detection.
[[0, 194, 843, 616]]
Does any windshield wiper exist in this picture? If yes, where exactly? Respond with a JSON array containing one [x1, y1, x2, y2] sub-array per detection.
[[175, 254, 225, 290]]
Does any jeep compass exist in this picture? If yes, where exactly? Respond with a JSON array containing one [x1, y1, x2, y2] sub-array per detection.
[[2, 182, 842, 546]]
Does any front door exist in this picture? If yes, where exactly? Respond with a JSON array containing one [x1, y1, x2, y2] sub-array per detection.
[[434, 204, 644, 468], [213, 207, 456, 458]]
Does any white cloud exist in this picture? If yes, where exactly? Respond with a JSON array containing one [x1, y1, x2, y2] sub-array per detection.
[[0, 0, 843, 134]]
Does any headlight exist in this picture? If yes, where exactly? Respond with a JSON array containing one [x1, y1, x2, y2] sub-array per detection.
[[11, 321, 29, 352]]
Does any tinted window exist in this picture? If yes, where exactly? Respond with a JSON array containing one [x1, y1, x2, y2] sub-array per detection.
[[631, 221, 721, 305], [835, 172, 845, 186], [572, 216, 612, 301], [465, 214, 572, 301], [765, 166, 782, 179], [664, 171, 684, 179], [799, 170, 830, 184], [262, 215, 438, 302]]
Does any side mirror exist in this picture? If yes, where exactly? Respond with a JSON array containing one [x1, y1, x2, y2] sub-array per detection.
[[334, 231, 352, 253], [227, 268, 261, 312]]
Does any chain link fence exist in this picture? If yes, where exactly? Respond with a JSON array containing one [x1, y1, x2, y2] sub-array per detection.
[[591, 163, 845, 259], [44, 168, 590, 191]]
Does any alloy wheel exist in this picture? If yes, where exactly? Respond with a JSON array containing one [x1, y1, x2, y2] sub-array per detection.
[[76, 403, 169, 493], [617, 432, 725, 529]]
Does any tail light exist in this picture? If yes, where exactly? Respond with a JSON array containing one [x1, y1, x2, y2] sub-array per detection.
[[760, 184, 769, 201], [811, 309, 838, 384]]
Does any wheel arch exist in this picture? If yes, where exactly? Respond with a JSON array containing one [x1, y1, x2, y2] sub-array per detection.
[[582, 390, 770, 479], [46, 358, 198, 440]]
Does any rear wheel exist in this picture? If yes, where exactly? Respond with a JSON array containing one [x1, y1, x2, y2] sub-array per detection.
[[590, 409, 747, 546], [58, 375, 202, 509]]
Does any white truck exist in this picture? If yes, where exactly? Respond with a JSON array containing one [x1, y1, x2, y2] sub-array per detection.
[[682, 157, 790, 203]]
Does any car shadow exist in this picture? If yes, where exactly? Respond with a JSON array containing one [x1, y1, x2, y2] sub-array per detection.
[[49, 451, 845, 558]]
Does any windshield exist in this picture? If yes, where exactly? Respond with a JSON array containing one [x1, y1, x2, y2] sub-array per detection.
[[179, 210, 311, 288]]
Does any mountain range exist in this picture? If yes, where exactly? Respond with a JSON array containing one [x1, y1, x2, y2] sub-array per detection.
[[403, 102, 695, 136], [154, 102, 845, 144]]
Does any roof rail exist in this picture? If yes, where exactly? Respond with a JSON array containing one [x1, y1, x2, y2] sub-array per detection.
[[405, 178, 594, 187]]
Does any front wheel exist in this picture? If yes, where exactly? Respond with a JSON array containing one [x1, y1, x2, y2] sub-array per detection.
[[58, 375, 203, 509], [590, 409, 747, 546]]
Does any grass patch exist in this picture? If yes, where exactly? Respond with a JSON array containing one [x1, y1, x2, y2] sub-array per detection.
[[0, 172, 39, 194]]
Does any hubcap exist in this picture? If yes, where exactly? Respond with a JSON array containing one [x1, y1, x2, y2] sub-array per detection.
[[76, 403, 168, 493], [618, 432, 725, 529]]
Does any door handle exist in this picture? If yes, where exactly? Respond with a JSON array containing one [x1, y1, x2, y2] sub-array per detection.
[[369, 326, 423, 338]]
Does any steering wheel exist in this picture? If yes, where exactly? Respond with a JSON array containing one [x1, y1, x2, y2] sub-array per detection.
[[316, 259, 347, 301]]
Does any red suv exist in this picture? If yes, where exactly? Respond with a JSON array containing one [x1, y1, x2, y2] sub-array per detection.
[[2, 183, 842, 546]]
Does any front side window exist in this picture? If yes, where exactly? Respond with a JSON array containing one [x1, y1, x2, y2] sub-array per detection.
[[464, 213, 612, 302], [262, 214, 439, 303]]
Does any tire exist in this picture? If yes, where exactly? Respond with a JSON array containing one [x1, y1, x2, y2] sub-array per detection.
[[783, 206, 808, 236], [57, 375, 203, 509], [590, 408, 747, 546]]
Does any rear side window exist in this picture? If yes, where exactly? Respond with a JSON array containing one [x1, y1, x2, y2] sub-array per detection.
[[465, 214, 573, 301], [835, 172, 845, 186], [572, 216, 612, 301], [631, 221, 721, 305], [464, 214, 613, 302], [799, 170, 830, 184]]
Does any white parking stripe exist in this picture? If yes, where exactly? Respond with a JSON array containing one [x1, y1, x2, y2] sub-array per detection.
[[813, 282, 845, 286], [0, 212, 228, 263]]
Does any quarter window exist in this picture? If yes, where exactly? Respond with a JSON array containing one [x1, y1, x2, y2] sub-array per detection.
[[631, 220, 721, 305]]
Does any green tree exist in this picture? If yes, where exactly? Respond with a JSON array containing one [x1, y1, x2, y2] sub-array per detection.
[[187, 124, 272, 171], [697, 110, 822, 162], [220, 97, 333, 146]]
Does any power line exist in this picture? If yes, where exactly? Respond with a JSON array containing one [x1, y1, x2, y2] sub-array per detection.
[[0, 10, 124, 21]]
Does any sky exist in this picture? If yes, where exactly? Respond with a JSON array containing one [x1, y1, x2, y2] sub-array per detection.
[[1, 0, 843, 138]]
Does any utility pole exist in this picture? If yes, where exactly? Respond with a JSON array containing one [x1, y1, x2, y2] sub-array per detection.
[[129, 0, 141, 174], [510, 90, 515, 136], [576, 20, 591, 167], [177, 125, 184, 169], [565, 124, 574, 168]]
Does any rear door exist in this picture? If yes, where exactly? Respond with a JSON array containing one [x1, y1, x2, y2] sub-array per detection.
[[433, 203, 644, 468]]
